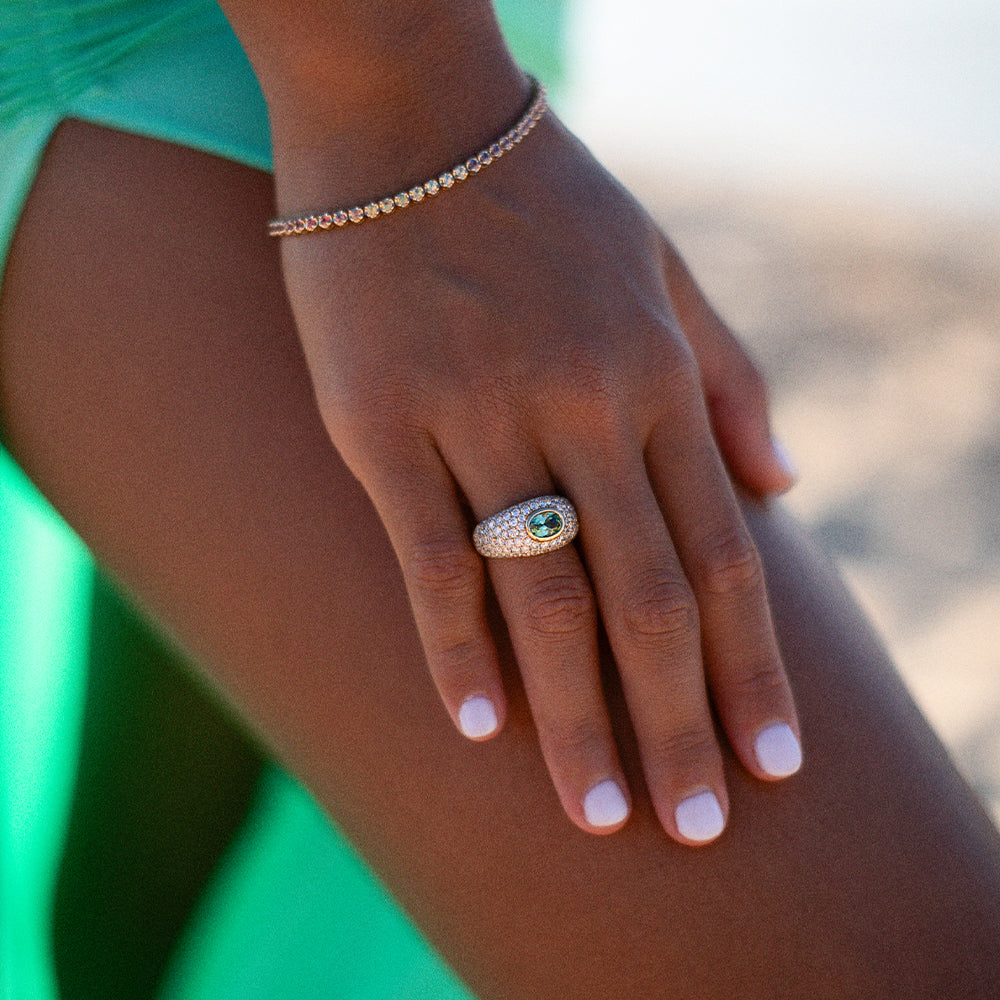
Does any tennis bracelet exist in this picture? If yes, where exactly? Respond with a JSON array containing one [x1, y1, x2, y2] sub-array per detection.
[[268, 79, 547, 237]]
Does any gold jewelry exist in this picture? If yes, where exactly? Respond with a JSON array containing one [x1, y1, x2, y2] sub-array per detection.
[[268, 79, 547, 237], [473, 496, 578, 558]]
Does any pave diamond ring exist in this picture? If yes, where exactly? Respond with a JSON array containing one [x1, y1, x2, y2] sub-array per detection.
[[473, 496, 579, 558]]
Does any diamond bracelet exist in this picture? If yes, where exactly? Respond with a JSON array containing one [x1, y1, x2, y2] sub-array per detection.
[[268, 79, 547, 237]]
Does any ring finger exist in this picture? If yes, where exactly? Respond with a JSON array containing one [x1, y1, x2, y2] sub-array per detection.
[[446, 443, 632, 835]]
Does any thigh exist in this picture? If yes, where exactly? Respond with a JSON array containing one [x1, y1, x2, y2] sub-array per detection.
[[3, 119, 999, 999]]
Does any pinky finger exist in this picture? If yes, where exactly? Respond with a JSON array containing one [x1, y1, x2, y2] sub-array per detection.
[[364, 451, 507, 743]]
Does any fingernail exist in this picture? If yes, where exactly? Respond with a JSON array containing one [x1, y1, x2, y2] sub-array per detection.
[[583, 779, 629, 828], [458, 696, 499, 739], [675, 790, 725, 843], [771, 437, 798, 484], [754, 722, 803, 778]]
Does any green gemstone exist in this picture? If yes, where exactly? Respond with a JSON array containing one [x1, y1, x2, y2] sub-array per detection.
[[527, 509, 564, 541]]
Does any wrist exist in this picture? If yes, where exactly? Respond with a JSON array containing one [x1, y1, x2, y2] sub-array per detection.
[[269, 65, 531, 215], [269, 80, 547, 236], [227, 3, 529, 213]]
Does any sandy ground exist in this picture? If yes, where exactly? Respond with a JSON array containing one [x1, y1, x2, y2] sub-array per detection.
[[624, 172, 1000, 823]]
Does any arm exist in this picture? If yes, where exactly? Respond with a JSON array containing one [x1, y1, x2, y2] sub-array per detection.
[[213, 0, 801, 845]]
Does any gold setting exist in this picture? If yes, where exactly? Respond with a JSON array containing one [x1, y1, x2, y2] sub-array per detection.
[[269, 79, 547, 237], [525, 508, 565, 542]]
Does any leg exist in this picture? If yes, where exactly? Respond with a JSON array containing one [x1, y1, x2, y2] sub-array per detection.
[[3, 120, 999, 999]]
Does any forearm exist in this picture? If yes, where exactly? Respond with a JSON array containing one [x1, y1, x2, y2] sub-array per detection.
[[215, 0, 528, 207]]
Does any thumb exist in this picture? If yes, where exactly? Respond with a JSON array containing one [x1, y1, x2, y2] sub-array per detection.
[[707, 370, 797, 497], [660, 238, 797, 496]]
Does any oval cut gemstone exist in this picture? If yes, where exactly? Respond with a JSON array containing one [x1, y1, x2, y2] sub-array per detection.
[[527, 509, 564, 541]]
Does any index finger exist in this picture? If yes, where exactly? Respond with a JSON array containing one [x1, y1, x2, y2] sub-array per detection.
[[645, 401, 802, 784]]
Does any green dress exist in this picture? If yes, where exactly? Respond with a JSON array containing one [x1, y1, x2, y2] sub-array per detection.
[[0, 2, 563, 997]]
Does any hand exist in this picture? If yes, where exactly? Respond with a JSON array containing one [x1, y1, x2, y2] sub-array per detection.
[[273, 104, 801, 846]]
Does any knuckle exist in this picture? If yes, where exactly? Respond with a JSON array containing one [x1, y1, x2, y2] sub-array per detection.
[[727, 660, 787, 703], [430, 636, 489, 690], [694, 531, 763, 597], [650, 337, 700, 390], [648, 725, 718, 770], [539, 712, 608, 760], [521, 572, 596, 639], [559, 347, 615, 395], [620, 577, 698, 647], [549, 350, 625, 428], [407, 537, 481, 602]]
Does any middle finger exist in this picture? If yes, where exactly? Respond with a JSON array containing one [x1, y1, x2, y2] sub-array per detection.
[[548, 440, 730, 846]]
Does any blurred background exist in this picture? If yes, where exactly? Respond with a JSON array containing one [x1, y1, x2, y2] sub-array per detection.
[[503, 0, 1000, 820]]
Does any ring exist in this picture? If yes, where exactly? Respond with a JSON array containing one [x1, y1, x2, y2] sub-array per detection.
[[473, 495, 579, 558]]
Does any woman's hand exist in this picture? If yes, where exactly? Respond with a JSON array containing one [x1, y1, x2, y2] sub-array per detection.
[[270, 93, 801, 846]]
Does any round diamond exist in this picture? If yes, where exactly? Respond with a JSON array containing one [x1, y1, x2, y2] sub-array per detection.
[[453, 164, 469, 181], [379, 197, 395, 213], [333, 210, 349, 226], [364, 202, 380, 218], [439, 172, 454, 188], [409, 186, 425, 202], [526, 509, 564, 541], [424, 179, 440, 195], [347, 207, 365, 223], [394, 192, 410, 208]]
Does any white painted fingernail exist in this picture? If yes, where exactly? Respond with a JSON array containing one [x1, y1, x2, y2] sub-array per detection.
[[675, 791, 725, 843], [771, 437, 798, 482], [755, 722, 803, 778], [458, 696, 499, 739], [583, 779, 629, 828]]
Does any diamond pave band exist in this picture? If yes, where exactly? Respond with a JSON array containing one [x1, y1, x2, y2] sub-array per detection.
[[268, 79, 547, 237], [473, 496, 579, 559]]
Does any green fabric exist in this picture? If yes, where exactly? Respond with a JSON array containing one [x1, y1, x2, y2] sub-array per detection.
[[0, 455, 92, 1000], [0, 2, 566, 997], [496, 0, 567, 90], [0, 1, 272, 280], [159, 768, 470, 1000]]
